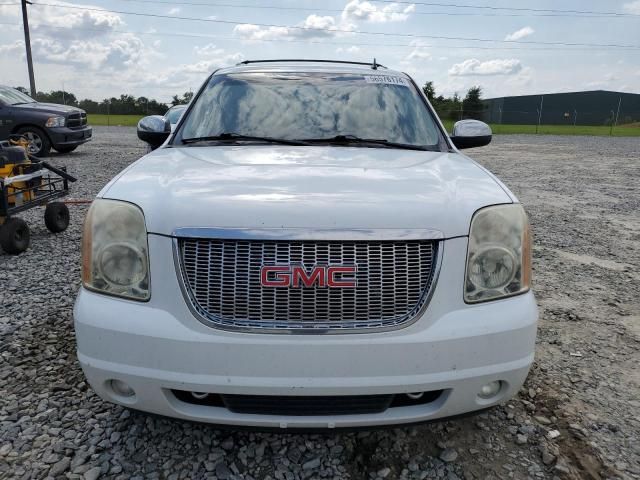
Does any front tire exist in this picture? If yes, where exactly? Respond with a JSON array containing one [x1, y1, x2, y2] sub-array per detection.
[[44, 202, 70, 233], [16, 126, 51, 157], [54, 145, 77, 154], [0, 217, 31, 254]]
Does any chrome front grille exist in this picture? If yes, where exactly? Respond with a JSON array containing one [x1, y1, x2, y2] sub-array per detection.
[[177, 238, 439, 332], [67, 112, 87, 128]]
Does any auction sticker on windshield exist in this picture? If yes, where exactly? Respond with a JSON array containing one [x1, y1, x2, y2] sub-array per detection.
[[364, 75, 410, 87]]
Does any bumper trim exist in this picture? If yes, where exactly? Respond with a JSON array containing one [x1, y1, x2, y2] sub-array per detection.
[[78, 351, 532, 428], [172, 227, 445, 241], [48, 126, 92, 147]]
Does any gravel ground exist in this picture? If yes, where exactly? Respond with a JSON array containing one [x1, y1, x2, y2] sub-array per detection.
[[1, 127, 638, 480]]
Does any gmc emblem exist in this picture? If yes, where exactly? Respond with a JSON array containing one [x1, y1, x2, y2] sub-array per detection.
[[260, 265, 357, 288]]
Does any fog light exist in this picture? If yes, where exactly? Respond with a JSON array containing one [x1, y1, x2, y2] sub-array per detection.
[[111, 379, 135, 397], [406, 392, 424, 400], [478, 381, 502, 399]]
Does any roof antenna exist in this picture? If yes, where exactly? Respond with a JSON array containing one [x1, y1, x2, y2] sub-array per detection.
[[372, 58, 378, 70]]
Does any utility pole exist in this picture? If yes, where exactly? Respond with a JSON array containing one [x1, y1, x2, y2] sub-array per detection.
[[21, 0, 36, 98]]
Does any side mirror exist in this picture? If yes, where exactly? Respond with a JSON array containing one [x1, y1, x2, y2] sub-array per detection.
[[137, 115, 171, 150], [450, 120, 492, 149]]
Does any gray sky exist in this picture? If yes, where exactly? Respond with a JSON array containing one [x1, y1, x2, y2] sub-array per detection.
[[1, 0, 639, 103]]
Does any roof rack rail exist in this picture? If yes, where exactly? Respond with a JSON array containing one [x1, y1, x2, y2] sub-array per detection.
[[237, 59, 386, 70]]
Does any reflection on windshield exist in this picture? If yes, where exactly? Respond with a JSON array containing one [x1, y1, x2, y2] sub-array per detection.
[[180, 73, 441, 147], [0, 87, 36, 105]]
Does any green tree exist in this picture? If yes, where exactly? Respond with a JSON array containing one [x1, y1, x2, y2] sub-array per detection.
[[422, 81, 436, 104], [78, 99, 99, 113], [171, 91, 193, 106], [462, 86, 484, 120], [36, 90, 78, 106], [431, 92, 462, 121]]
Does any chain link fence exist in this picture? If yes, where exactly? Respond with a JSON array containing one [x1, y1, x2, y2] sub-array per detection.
[[448, 92, 640, 135]]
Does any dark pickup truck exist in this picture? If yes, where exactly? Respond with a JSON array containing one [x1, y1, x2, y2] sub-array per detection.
[[0, 86, 92, 157]]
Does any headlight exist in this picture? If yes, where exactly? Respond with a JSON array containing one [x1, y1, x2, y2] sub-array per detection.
[[465, 204, 531, 303], [45, 116, 66, 127], [82, 199, 150, 301]]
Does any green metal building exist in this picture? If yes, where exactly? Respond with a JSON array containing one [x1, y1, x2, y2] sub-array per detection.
[[481, 90, 640, 126]]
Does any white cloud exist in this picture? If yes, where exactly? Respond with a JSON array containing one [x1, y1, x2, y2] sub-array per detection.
[[583, 72, 626, 91], [405, 48, 431, 61], [342, 0, 415, 23], [168, 7, 181, 15], [449, 58, 523, 76], [336, 46, 361, 54], [234, 14, 345, 40], [194, 43, 225, 58], [436, 63, 534, 99], [302, 14, 339, 32], [0, 2, 157, 77], [398, 40, 431, 65], [124, 46, 242, 99], [504, 26, 534, 41], [166, 45, 244, 79], [29, 33, 148, 70], [0, 0, 137, 94], [0, 1, 124, 40], [234, 24, 291, 41], [623, 0, 640, 14], [0, 40, 23, 56]]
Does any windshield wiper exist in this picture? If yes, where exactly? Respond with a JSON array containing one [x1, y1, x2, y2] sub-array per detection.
[[182, 133, 310, 146], [301, 135, 434, 151]]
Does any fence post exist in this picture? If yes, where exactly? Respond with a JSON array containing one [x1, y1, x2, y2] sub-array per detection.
[[609, 110, 615, 136], [536, 95, 544, 134], [614, 97, 622, 126]]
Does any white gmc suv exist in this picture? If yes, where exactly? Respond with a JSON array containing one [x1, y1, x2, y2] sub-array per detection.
[[75, 60, 537, 429]]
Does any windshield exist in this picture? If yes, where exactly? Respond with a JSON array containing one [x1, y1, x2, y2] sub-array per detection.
[[177, 72, 443, 148], [0, 87, 36, 105], [165, 106, 186, 124]]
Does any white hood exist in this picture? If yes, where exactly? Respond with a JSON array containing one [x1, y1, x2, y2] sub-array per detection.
[[102, 145, 512, 238]]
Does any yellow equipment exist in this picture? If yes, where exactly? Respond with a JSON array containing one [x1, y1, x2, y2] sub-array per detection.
[[0, 137, 39, 204], [0, 135, 77, 254]]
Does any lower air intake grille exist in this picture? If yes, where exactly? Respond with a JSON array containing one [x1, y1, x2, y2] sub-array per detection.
[[171, 390, 446, 416], [222, 394, 393, 416]]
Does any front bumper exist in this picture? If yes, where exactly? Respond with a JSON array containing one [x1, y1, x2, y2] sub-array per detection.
[[48, 126, 92, 147], [74, 235, 538, 428]]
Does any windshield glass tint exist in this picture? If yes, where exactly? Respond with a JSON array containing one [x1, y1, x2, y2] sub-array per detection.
[[165, 106, 185, 124], [179, 72, 441, 147], [0, 87, 35, 105]]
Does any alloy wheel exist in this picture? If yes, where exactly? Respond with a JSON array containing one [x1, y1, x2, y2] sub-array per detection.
[[24, 131, 43, 154]]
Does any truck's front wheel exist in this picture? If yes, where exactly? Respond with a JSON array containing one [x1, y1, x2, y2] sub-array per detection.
[[16, 126, 51, 157]]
